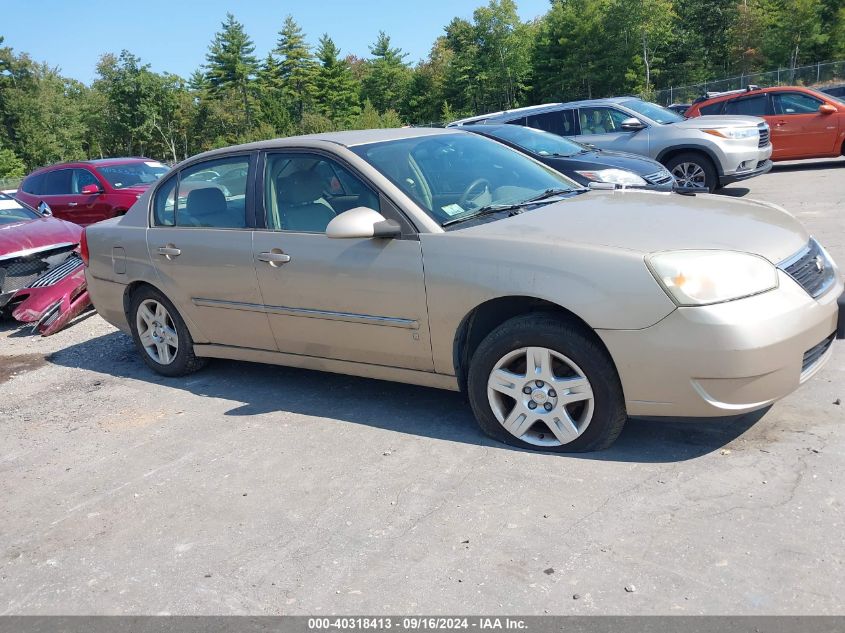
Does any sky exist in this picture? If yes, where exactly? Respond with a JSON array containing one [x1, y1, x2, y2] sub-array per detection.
[[2, 0, 550, 84]]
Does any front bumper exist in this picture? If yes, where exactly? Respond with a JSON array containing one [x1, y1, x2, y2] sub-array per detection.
[[720, 159, 773, 185], [598, 271, 843, 418]]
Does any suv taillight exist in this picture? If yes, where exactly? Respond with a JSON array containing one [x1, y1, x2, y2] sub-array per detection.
[[80, 228, 89, 266]]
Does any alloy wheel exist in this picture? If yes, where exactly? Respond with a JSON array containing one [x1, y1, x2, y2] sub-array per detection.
[[486, 346, 595, 447], [671, 162, 707, 188], [136, 299, 179, 365]]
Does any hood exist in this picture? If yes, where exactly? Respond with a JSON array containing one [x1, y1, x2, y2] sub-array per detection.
[[675, 115, 765, 129], [111, 185, 150, 197], [557, 149, 667, 176], [459, 190, 808, 264], [0, 216, 82, 257]]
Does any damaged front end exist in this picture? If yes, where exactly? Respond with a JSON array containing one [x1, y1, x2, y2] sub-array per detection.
[[0, 245, 91, 336]]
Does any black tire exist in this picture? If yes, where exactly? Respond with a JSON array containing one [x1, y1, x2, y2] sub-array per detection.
[[128, 285, 207, 377], [467, 314, 627, 452], [664, 152, 718, 193]]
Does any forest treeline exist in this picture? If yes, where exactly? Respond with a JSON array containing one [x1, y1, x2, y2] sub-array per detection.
[[1, 0, 843, 177]]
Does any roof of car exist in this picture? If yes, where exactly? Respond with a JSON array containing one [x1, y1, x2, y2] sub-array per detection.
[[27, 157, 164, 175], [186, 127, 465, 163], [692, 85, 825, 106], [449, 97, 644, 125]]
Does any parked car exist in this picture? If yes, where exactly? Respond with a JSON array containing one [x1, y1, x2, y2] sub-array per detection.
[[83, 128, 844, 452], [0, 193, 90, 334], [687, 86, 845, 161], [820, 84, 845, 100], [16, 158, 169, 226], [449, 97, 773, 192], [463, 124, 675, 190], [666, 103, 691, 116], [685, 86, 845, 162]]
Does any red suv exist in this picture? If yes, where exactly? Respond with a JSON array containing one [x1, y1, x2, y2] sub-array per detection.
[[686, 86, 844, 162], [16, 158, 169, 226]]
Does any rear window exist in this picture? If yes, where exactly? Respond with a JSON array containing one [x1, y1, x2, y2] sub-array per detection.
[[21, 173, 44, 194], [699, 102, 724, 115]]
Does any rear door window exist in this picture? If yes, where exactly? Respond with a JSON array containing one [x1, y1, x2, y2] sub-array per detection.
[[21, 173, 44, 194], [722, 94, 769, 116], [41, 169, 74, 195], [699, 102, 724, 115], [524, 110, 576, 136]]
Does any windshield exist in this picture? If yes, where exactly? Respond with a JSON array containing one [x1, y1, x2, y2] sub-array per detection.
[[622, 99, 685, 124], [478, 125, 586, 157], [351, 133, 578, 226], [0, 195, 39, 225], [97, 162, 169, 189]]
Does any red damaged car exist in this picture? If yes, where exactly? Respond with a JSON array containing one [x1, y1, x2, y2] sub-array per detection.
[[0, 193, 90, 335], [16, 157, 169, 226]]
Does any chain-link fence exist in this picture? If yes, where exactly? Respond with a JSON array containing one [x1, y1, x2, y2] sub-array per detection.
[[0, 177, 22, 191], [653, 60, 845, 105]]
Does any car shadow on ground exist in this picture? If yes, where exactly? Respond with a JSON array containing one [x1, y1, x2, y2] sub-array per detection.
[[715, 186, 750, 197], [46, 331, 765, 464], [770, 158, 844, 173]]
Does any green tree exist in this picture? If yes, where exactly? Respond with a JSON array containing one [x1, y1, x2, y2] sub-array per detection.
[[0, 147, 26, 179], [314, 35, 360, 126], [275, 15, 318, 120], [361, 31, 411, 113], [204, 13, 259, 126]]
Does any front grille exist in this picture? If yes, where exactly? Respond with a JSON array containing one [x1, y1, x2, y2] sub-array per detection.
[[644, 170, 673, 185], [802, 334, 835, 374], [758, 123, 770, 148], [0, 245, 77, 296], [779, 239, 836, 299], [29, 254, 82, 288]]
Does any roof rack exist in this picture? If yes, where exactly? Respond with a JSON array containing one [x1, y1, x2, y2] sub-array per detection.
[[693, 85, 761, 103]]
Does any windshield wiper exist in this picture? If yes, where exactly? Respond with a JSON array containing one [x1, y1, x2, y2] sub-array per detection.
[[441, 189, 576, 227]]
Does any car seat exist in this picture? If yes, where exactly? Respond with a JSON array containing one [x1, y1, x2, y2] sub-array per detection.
[[276, 170, 336, 232], [183, 187, 243, 227]]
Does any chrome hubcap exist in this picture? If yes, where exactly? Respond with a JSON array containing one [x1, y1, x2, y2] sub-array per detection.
[[136, 299, 179, 365], [487, 347, 594, 447], [671, 162, 707, 188]]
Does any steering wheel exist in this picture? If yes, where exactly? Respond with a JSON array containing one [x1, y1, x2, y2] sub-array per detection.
[[458, 178, 491, 209]]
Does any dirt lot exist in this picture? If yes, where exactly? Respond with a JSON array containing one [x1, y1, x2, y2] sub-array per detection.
[[1, 158, 844, 615]]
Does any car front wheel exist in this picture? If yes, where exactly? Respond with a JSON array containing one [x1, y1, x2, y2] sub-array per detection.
[[467, 314, 627, 452], [665, 152, 717, 192], [128, 286, 207, 377]]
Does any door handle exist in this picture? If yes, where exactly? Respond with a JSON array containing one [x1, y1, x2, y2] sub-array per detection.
[[157, 246, 181, 259], [776, 120, 786, 127], [257, 250, 291, 266], [67, 202, 78, 207]]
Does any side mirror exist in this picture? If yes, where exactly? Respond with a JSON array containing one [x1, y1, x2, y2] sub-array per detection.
[[819, 104, 837, 115], [326, 207, 401, 239], [81, 183, 102, 195], [37, 201, 52, 216], [620, 117, 646, 131]]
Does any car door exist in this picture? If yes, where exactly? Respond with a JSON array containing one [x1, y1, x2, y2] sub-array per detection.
[[252, 150, 434, 372], [573, 106, 650, 154], [147, 152, 277, 351], [38, 169, 78, 221], [770, 91, 838, 158], [72, 168, 111, 225]]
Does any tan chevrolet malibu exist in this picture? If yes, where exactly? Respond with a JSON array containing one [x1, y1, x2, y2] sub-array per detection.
[[82, 128, 845, 452]]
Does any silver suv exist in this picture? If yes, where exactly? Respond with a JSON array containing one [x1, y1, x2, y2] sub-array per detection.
[[448, 97, 773, 192]]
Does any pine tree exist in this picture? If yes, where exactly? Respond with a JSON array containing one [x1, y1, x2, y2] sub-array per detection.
[[204, 13, 259, 126], [275, 15, 318, 121], [361, 31, 411, 113], [315, 34, 360, 126]]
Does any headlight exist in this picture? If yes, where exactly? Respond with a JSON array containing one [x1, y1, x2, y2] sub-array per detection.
[[702, 127, 758, 140], [647, 250, 778, 306], [575, 169, 647, 187]]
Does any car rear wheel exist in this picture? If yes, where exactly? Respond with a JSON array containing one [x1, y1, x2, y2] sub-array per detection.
[[467, 314, 627, 452], [665, 152, 717, 192], [129, 286, 206, 377]]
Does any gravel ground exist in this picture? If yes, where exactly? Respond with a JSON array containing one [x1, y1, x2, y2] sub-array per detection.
[[1, 158, 843, 615]]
